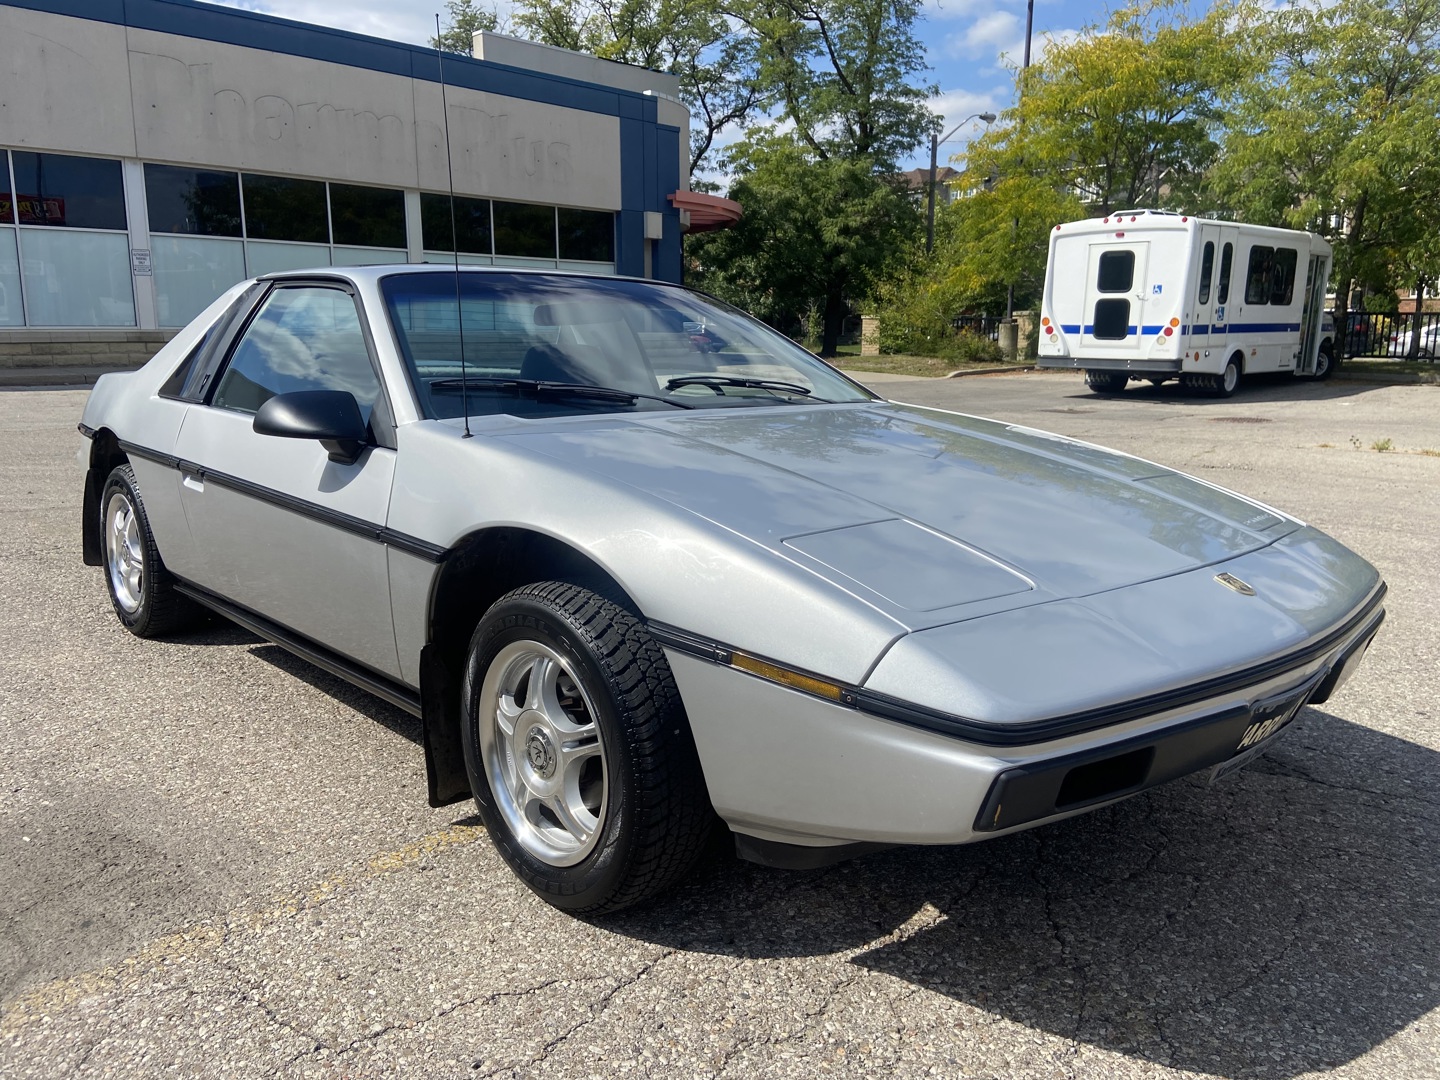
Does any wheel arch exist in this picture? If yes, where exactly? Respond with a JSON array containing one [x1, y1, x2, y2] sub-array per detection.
[[1229, 349, 1247, 374], [418, 526, 646, 809], [82, 428, 129, 566]]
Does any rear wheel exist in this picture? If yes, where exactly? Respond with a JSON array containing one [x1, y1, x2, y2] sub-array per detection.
[[100, 464, 197, 637], [1084, 370, 1128, 394], [462, 582, 713, 914]]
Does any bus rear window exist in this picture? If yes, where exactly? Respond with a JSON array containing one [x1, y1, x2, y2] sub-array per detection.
[[1096, 251, 1134, 293], [1092, 298, 1131, 339]]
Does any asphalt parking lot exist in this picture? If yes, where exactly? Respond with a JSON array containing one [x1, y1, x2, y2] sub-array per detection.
[[2, 370, 1437, 1079]]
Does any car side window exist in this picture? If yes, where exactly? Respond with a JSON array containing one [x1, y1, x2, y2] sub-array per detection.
[[211, 286, 380, 420]]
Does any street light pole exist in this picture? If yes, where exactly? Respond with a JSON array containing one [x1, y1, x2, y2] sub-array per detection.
[[926, 111, 996, 253]]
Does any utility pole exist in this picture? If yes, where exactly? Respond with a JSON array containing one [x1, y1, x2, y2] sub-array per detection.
[[926, 113, 995, 253]]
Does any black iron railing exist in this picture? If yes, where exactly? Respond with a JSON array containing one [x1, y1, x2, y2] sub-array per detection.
[[1334, 310, 1440, 360]]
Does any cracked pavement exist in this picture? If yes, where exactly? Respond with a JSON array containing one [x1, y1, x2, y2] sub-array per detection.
[[2, 373, 1437, 1078]]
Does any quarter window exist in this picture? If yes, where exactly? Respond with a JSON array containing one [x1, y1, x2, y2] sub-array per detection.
[[212, 286, 379, 418]]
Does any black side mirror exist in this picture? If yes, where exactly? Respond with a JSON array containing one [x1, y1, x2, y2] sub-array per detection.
[[253, 390, 369, 465]]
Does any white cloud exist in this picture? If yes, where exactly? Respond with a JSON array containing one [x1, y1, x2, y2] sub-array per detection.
[[922, 0, 1000, 23], [210, 0, 526, 47], [947, 10, 1022, 59]]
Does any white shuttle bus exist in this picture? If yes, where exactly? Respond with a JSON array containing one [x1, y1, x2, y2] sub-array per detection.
[[1036, 211, 1335, 396]]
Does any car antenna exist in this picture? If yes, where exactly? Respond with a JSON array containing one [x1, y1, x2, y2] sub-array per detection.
[[435, 15, 472, 438]]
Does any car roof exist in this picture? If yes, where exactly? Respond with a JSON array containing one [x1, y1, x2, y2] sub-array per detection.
[[257, 264, 672, 290]]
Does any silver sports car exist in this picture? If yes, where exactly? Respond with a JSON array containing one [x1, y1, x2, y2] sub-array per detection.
[[79, 267, 1385, 914]]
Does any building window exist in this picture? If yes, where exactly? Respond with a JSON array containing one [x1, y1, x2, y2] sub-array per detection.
[[0, 227, 22, 326], [330, 183, 405, 249], [3, 150, 133, 326], [10, 151, 128, 230], [242, 174, 329, 243], [145, 165, 242, 237], [493, 201, 557, 259], [558, 208, 614, 263], [421, 193, 492, 255]]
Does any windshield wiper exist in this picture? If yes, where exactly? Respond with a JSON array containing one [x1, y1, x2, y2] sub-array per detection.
[[428, 376, 694, 409], [665, 375, 829, 401]]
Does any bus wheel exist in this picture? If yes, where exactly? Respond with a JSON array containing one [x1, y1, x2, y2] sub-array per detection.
[[1085, 370, 1128, 394], [1313, 344, 1336, 381], [1216, 357, 1242, 398]]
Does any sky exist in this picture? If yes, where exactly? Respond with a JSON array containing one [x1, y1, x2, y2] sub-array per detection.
[[214, 0, 1109, 174]]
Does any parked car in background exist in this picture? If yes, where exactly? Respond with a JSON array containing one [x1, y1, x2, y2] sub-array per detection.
[[1390, 319, 1439, 359], [79, 266, 1385, 914]]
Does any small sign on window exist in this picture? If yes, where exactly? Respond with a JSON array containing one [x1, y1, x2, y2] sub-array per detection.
[[131, 249, 152, 276]]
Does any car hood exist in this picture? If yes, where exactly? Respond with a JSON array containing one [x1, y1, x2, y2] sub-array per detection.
[[495, 401, 1297, 619]]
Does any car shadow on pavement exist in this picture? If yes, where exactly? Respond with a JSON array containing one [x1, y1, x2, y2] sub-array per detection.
[[1074, 372, 1398, 405], [608, 708, 1439, 1078], [246, 643, 424, 746]]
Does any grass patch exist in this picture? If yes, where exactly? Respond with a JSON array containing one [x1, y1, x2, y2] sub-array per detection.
[[833, 353, 1021, 378], [1372, 437, 1394, 452]]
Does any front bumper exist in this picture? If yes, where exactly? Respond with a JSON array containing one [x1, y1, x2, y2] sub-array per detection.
[[665, 596, 1383, 849]]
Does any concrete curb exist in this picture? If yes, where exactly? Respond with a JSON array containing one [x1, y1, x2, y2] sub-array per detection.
[[946, 364, 1034, 378]]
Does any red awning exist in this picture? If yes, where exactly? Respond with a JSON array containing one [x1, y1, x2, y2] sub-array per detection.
[[668, 190, 743, 233]]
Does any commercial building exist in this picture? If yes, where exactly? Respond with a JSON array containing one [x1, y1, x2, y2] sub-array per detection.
[[0, 0, 713, 361]]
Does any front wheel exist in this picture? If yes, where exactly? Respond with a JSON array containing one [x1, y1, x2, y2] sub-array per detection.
[[462, 582, 713, 914], [1313, 344, 1337, 380], [100, 464, 197, 637], [1216, 357, 1242, 398]]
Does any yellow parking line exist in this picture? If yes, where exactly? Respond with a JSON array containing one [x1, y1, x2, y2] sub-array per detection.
[[1, 823, 485, 1036]]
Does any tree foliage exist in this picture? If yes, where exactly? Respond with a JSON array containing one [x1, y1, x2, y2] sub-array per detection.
[[505, 0, 764, 175], [728, 0, 936, 169], [690, 139, 919, 354], [1211, 0, 1440, 323], [429, 0, 500, 54]]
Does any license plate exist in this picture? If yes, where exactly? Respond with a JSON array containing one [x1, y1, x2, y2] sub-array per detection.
[[1209, 690, 1310, 784]]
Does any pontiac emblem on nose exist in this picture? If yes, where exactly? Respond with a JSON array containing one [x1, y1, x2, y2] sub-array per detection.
[[1215, 572, 1256, 596]]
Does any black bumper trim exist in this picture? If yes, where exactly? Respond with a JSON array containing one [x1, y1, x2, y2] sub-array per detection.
[[972, 666, 1333, 832], [651, 583, 1385, 748]]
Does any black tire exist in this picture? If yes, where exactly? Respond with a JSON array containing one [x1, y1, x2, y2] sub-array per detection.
[[1215, 356, 1242, 398], [1084, 370, 1128, 393], [99, 464, 197, 637], [461, 582, 713, 914], [1313, 343, 1337, 381]]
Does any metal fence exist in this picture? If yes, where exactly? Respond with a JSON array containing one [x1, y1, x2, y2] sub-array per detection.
[[1335, 310, 1440, 360], [951, 314, 1002, 341]]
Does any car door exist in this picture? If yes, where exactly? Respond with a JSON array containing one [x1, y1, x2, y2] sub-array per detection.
[[172, 280, 403, 679], [1080, 241, 1150, 356]]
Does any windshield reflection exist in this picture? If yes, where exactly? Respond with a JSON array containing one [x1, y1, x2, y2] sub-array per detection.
[[379, 271, 875, 419]]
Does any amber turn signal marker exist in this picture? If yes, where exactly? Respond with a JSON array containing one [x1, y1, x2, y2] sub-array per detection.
[[729, 653, 846, 701]]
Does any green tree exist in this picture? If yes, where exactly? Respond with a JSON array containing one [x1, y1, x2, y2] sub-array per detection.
[[728, 0, 935, 169], [430, 0, 500, 54], [1212, 0, 1440, 336], [691, 140, 918, 354], [963, 0, 1238, 218], [512, 0, 763, 175]]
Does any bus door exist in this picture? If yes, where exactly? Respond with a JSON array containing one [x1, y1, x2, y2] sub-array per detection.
[[1081, 241, 1150, 356], [1206, 226, 1239, 362], [1191, 224, 1222, 353], [1295, 251, 1327, 375]]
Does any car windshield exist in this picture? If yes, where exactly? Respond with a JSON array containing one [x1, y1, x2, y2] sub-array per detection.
[[380, 272, 875, 419]]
